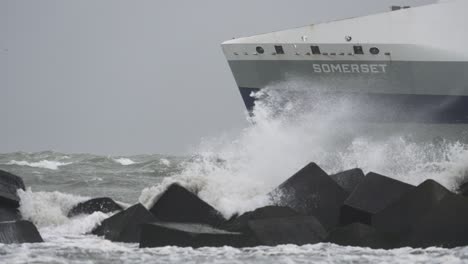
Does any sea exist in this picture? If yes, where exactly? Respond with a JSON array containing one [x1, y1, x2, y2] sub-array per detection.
[[1, 88, 468, 263]]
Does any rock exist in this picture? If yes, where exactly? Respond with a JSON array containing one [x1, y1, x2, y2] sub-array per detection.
[[0, 207, 21, 222], [0, 220, 43, 244], [139, 222, 251, 248], [0, 170, 26, 208], [247, 216, 327, 246], [330, 168, 366, 195], [222, 206, 300, 232], [340, 172, 414, 226], [403, 194, 468, 248], [326, 223, 397, 249], [68, 197, 123, 217], [92, 203, 157, 242], [269, 163, 347, 230], [372, 180, 452, 236], [149, 184, 225, 226]]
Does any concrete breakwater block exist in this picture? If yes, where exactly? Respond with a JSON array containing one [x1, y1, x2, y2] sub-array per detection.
[[247, 216, 327, 246], [457, 181, 468, 197], [340, 172, 414, 226], [326, 223, 396, 249], [403, 194, 468, 248], [0, 207, 21, 222], [68, 197, 123, 217], [0, 170, 26, 208], [93, 203, 157, 242], [372, 180, 452, 236], [149, 184, 225, 226], [139, 222, 251, 248], [269, 163, 347, 230], [330, 168, 365, 195], [222, 206, 300, 232], [0, 221, 43, 244]]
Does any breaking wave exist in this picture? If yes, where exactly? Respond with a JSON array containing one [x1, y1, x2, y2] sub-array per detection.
[[140, 86, 468, 218], [18, 188, 113, 237], [114, 158, 136, 166], [7, 160, 72, 170]]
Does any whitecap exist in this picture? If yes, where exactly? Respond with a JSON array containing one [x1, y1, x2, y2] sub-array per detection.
[[114, 158, 136, 166], [7, 160, 72, 170], [159, 158, 171, 167]]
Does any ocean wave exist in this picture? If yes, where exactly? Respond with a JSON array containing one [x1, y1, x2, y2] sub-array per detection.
[[7, 160, 72, 170], [114, 158, 136, 166]]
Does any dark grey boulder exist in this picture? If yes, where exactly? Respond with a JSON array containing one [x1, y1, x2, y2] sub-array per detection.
[[0, 207, 21, 222], [139, 222, 251, 248], [247, 216, 327, 246], [340, 172, 414, 226], [330, 168, 365, 195], [0, 221, 43, 244], [0, 170, 26, 208], [326, 223, 397, 249], [403, 194, 468, 248], [372, 179, 452, 236], [149, 184, 225, 226], [92, 203, 157, 242], [269, 163, 347, 230], [68, 197, 123, 217], [222, 206, 300, 232]]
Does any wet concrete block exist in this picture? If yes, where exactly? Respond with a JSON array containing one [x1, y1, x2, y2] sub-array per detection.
[[149, 184, 225, 226], [92, 203, 157, 242], [247, 216, 327, 246], [269, 163, 347, 230], [372, 179, 452, 236], [222, 206, 300, 232], [0, 207, 21, 222], [457, 181, 468, 197], [68, 197, 123, 217], [340, 172, 414, 226], [330, 168, 365, 195], [403, 194, 468, 248], [0, 220, 43, 244], [0, 170, 26, 208], [139, 222, 251, 248], [326, 223, 397, 249]]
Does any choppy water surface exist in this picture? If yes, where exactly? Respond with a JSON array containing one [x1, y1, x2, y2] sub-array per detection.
[[2, 88, 468, 263]]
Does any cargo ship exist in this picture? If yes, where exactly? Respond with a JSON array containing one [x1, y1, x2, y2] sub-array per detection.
[[222, 0, 468, 141]]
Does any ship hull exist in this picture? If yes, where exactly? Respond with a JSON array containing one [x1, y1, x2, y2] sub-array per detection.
[[229, 60, 468, 124]]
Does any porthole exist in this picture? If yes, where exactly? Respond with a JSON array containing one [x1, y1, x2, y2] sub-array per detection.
[[370, 47, 380, 55], [256, 46, 265, 54]]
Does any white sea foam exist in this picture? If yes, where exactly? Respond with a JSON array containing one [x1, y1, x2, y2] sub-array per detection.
[[114, 158, 136, 166], [18, 188, 89, 227], [140, 86, 468, 218], [160, 158, 171, 167], [7, 160, 72, 170]]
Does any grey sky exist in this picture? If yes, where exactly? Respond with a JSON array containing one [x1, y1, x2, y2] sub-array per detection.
[[2, 0, 435, 155]]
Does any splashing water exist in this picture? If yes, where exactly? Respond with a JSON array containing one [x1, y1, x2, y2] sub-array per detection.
[[140, 86, 468, 218]]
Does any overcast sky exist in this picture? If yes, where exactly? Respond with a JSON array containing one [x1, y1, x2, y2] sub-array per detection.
[[2, 0, 436, 155]]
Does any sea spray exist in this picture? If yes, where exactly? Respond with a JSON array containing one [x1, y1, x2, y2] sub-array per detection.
[[18, 188, 89, 227], [140, 86, 468, 218]]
